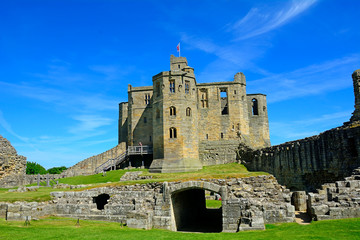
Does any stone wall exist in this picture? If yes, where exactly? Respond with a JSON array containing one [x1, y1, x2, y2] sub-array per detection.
[[0, 135, 26, 188], [1, 176, 294, 232], [243, 122, 360, 191], [308, 167, 360, 221], [199, 140, 240, 166], [63, 142, 126, 177]]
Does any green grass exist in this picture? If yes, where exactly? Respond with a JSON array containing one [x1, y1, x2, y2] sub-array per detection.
[[0, 217, 359, 240], [0, 163, 267, 202], [59, 163, 268, 187], [206, 200, 222, 209]]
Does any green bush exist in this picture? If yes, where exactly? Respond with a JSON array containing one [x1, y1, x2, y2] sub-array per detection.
[[47, 166, 67, 174], [26, 161, 47, 175]]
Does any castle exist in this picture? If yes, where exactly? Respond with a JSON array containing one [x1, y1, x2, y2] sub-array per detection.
[[118, 55, 270, 173]]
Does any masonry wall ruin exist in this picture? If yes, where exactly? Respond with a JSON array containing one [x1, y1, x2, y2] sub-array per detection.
[[308, 167, 360, 221], [243, 123, 360, 191], [0, 135, 26, 188], [63, 142, 126, 177], [1, 175, 295, 232]]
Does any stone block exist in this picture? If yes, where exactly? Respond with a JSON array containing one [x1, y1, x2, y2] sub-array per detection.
[[126, 211, 153, 230], [311, 204, 329, 216]]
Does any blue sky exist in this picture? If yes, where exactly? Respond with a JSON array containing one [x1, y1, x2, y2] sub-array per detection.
[[0, 0, 359, 168]]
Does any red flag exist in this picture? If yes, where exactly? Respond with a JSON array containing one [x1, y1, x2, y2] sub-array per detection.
[[177, 43, 180, 52]]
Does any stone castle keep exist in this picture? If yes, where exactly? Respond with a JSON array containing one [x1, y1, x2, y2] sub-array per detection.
[[118, 55, 270, 173]]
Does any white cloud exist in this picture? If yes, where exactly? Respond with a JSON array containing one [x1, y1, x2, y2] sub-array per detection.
[[68, 114, 114, 134], [270, 110, 351, 144], [0, 81, 118, 111], [227, 0, 317, 40], [248, 55, 360, 103]]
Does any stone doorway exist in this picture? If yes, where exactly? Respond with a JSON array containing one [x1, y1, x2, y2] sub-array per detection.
[[171, 188, 222, 232]]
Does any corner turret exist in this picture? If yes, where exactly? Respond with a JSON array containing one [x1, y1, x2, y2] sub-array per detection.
[[234, 72, 246, 85], [170, 55, 188, 72]]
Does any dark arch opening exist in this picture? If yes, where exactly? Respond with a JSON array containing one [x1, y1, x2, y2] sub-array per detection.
[[93, 194, 110, 210], [252, 98, 259, 115], [171, 188, 222, 233]]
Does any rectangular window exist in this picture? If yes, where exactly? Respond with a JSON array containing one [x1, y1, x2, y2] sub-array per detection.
[[185, 81, 190, 94], [144, 93, 151, 104], [170, 80, 175, 93], [200, 89, 208, 108], [144, 117, 147, 123], [220, 88, 228, 115]]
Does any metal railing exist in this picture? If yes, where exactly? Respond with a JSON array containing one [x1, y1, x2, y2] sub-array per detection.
[[94, 145, 153, 174], [128, 145, 153, 155]]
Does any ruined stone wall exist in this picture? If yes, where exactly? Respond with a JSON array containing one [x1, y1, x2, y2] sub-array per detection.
[[199, 140, 240, 166], [244, 123, 360, 191], [63, 142, 126, 177], [247, 94, 271, 149], [118, 102, 128, 144], [0, 135, 26, 188], [2, 176, 294, 232], [308, 167, 360, 221]]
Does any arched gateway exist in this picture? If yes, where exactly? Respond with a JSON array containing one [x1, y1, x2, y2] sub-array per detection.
[[166, 181, 227, 232]]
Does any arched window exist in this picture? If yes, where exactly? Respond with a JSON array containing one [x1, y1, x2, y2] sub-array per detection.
[[170, 106, 176, 116], [252, 98, 259, 115], [170, 127, 177, 138], [186, 107, 191, 116]]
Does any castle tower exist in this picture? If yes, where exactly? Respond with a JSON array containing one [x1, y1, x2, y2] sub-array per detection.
[[351, 69, 360, 122], [149, 55, 202, 173]]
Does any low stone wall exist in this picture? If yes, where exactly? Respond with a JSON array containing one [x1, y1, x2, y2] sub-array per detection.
[[308, 167, 360, 221], [63, 142, 126, 177], [0, 135, 26, 188], [5, 201, 55, 221], [1, 176, 295, 232], [243, 122, 360, 191]]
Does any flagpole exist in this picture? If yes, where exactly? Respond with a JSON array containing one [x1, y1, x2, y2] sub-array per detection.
[[179, 43, 180, 57]]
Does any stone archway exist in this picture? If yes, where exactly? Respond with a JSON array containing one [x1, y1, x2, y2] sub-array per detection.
[[168, 181, 226, 233]]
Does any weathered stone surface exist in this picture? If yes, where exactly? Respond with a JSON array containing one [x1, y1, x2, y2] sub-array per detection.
[[63, 143, 126, 177], [118, 55, 270, 173], [0, 135, 26, 188], [308, 168, 360, 221], [243, 124, 360, 191], [1, 176, 295, 232]]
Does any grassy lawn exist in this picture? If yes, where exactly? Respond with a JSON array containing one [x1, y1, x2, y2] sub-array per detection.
[[0, 217, 359, 240], [206, 199, 222, 209], [0, 163, 267, 202], [60, 163, 268, 187]]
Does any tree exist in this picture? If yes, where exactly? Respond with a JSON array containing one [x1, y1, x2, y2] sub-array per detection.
[[47, 166, 67, 174], [26, 161, 47, 175]]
